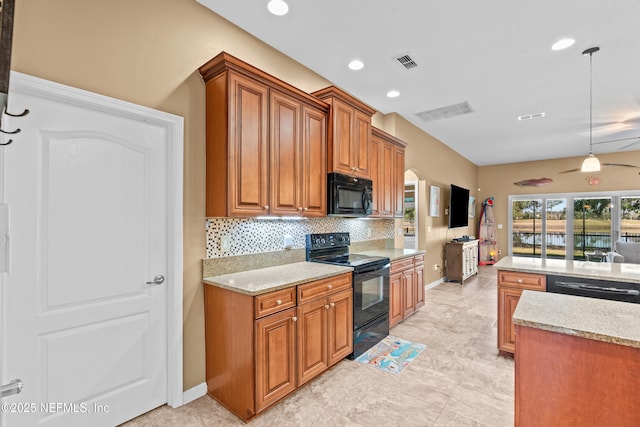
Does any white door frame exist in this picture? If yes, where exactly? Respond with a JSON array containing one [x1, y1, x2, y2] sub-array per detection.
[[0, 72, 184, 408]]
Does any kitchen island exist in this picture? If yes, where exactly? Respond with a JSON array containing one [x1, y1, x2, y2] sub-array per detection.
[[494, 256, 640, 355], [512, 290, 640, 426]]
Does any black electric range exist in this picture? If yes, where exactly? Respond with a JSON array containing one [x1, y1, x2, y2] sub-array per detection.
[[305, 232, 390, 358]]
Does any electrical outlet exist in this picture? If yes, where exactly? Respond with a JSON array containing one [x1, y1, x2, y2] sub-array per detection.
[[220, 235, 231, 253], [397, 228, 403, 236], [283, 234, 293, 249], [498, 250, 502, 255], [367, 228, 372, 238], [433, 264, 439, 271]]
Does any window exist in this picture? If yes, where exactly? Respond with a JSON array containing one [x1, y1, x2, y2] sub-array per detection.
[[509, 191, 640, 260]]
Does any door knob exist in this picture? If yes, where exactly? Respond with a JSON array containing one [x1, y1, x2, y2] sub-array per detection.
[[1, 379, 22, 398], [146, 275, 165, 285]]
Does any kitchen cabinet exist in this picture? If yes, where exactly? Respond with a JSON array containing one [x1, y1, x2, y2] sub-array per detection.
[[497, 270, 546, 355], [199, 52, 328, 217], [389, 254, 425, 328], [445, 240, 479, 283], [203, 271, 352, 422], [312, 86, 376, 179], [369, 127, 407, 218]]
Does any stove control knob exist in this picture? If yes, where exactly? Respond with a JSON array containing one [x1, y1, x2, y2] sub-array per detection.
[[321, 238, 326, 244]]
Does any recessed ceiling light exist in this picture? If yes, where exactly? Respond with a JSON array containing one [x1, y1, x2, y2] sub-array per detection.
[[551, 38, 575, 51], [387, 90, 400, 98], [348, 59, 364, 70], [267, 0, 289, 16]]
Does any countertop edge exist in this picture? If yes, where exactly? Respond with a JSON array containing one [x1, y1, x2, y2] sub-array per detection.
[[203, 263, 353, 296], [513, 290, 640, 349]]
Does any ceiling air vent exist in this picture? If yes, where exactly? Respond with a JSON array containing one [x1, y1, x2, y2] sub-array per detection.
[[392, 53, 418, 70], [415, 102, 475, 122]]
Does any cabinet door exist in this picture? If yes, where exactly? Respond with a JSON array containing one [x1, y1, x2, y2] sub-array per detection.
[[327, 289, 353, 366], [353, 109, 371, 178], [498, 287, 522, 354], [301, 104, 327, 216], [403, 269, 416, 318], [368, 135, 381, 217], [331, 98, 355, 175], [297, 298, 328, 386], [228, 72, 270, 216], [270, 90, 301, 216], [255, 308, 297, 412], [380, 141, 394, 217], [389, 271, 404, 328], [393, 146, 405, 217], [414, 262, 425, 309]]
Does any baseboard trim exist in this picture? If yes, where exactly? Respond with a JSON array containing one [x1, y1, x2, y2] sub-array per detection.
[[425, 277, 444, 291], [182, 382, 207, 406]]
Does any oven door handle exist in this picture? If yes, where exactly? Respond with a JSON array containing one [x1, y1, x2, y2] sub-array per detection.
[[555, 281, 640, 296], [357, 262, 391, 274]]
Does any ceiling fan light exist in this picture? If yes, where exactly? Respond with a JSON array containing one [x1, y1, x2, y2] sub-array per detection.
[[581, 154, 601, 172], [267, 0, 289, 16]]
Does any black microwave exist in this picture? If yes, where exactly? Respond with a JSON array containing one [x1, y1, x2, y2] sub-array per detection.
[[327, 172, 373, 217]]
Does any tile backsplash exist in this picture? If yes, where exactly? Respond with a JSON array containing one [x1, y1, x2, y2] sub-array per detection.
[[206, 217, 397, 258]]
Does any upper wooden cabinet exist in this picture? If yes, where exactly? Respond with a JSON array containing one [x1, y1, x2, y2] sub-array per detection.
[[312, 86, 376, 179], [369, 127, 408, 218], [199, 52, 329, 217]]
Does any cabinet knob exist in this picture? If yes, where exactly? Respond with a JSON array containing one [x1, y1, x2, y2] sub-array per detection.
[[303, 207, 308, 211], [325, 304, 330, 310], [298, 207, 303, 211], [352, 166, 357, 171], [292, 316, 297, 322], [517, 279, 523, 283], [330, 302, 335, 307], [276, 299, 282, 305], [263, 205, 269, 210], [327, 285, 332, 290]]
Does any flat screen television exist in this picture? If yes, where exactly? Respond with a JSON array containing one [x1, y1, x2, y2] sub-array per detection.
[[449, 184, 470, 229]]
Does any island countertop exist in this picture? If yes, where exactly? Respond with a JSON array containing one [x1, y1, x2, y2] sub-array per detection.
[[203, 261, 353, 296], [513, 290, 640, 349], [494, 255, 640, 284]]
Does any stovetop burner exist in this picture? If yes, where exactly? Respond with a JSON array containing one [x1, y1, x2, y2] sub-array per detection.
[[305, 233, 390, 271]]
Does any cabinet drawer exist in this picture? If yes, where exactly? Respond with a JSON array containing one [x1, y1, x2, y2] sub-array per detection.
[[297, 273, 352, 304], [391, 257, 414, 273], [255, 287, 296, 318], [413, 254, 425, 265], [498, 270, 546, 291]]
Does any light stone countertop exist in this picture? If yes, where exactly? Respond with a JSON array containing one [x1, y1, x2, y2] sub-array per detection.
[[203, 261, 353, 296], [494, 256, 640, 284], [355, 248, 425, 261], [513, 290, 640, 349]]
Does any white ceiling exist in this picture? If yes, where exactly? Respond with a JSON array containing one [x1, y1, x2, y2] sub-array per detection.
[[197, 0, 640, 166]]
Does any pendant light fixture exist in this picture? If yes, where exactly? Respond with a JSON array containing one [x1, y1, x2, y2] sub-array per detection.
[[580, 46, 601, 173]]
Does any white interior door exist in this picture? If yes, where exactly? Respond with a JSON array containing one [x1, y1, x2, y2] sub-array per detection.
[[0, 73, 183, 426]]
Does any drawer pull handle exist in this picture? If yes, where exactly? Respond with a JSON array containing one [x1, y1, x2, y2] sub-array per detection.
[[292, 316, 297, 322], [276, 299, 282, 305], [327, 285, 332, 290], [517, 279, 523, 283]]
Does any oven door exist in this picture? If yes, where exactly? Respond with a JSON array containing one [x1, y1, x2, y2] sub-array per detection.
[[353, 262, 390, 328]]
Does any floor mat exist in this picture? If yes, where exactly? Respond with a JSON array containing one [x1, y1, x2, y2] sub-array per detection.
[[355, 335, 426, 374]]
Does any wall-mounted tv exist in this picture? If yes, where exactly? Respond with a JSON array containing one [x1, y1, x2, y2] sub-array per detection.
[[449, 184, 470, 229]]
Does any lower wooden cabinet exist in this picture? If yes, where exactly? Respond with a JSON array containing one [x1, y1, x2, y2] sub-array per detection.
[[256, 308, 297, 411], [389, 254, 425, 328], [204, 272, 353, 422], [497, 270, 546, 355]]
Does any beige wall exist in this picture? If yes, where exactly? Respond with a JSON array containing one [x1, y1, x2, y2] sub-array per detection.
[[12, 0, 334, 391], [478, 150, 640, 258], [384, 114, 479, 283]]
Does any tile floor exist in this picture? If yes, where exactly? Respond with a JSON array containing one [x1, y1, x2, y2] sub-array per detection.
[[123, 266, 514, 426]]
